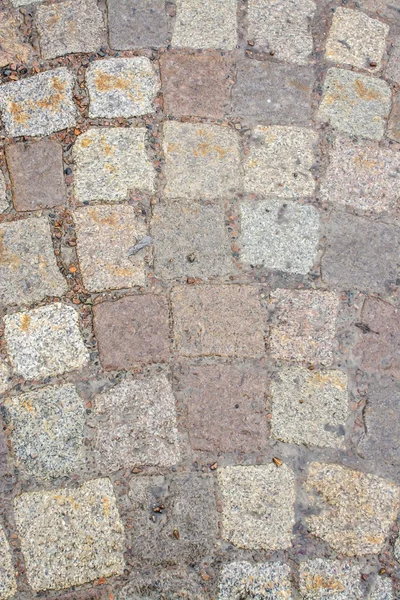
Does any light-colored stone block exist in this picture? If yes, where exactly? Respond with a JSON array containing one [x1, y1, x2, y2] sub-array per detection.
[[172, 0, 237, 49], [0, 170, 8, 213], [0, 526, 17, 600], [0, 11, 31, 68], [299, 559, 364, 599], [0, 360, 11, 395], [385, 39, 400, 83], [218, 562, 292, 600]]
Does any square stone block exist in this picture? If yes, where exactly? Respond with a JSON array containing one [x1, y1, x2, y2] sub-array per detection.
[[93, 295, 170, 370], [318, 68, 391, 140], [217, 464, 295, 550], [94, 374, 180, 472], [0, 11, 31, 68], [163, 122, 241, 200], [218, 562, 292, 600], [172, 0, 237, 49], [4, 303, 89, 380], [172, 285, 266, 358], [0, 217, 67, 307], [299, 559, 364, 599], [6, 140, 66, 212], [0, 526, 16, 600], [0, 68, 77, 138], [306, 463, 400, 555], [387, 91, 400, 143], [160, 52, 230, 119], [14, 478, 125, 592], [239, 199, 320, 274], [270, 289, 339, 365], [271, 366, 348, 449], [4, 384, 85, 479], [151, 200, 232, 280], [74, 205, 147, 292], [87, 57, 160, 118], [107, 0, 168, 49], [177, 362, 269, 453], [73, 127, 155, 203], [385, 39, 400, 83], [36, 0, 106, 60], [244, 126, 316, 199]]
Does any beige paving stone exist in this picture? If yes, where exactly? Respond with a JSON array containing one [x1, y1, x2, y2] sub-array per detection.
[[306, 463, 400, 555], [0, 11, 31, 68], [0, 170, 8, 213], [0, 217, 67, 307], [218, 562, 292, 600], [218, 464, 295, 550], [244, 126, 317, 199], [325, 8, 388, 71], [14, 478, 125, 592], [73, 128, 155, 203], [299, 559, 364, 599], [0, 359, 11, 395], [0, 525, 17, 600], [172, 0, 237, 50], [385, 39, 400, 83]]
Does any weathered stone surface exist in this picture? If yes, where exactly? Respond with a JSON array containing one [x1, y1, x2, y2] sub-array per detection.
[[73, 128, 155, 203], [306, 463, 400, 555], [269, 289, 339, 365], [320, 137, 400, 214], [36, 0, 106, 59], [14, 478, 125, 592], [218, 464, 295, 550], [385, 39, 400, 83], [299, 559, 364, 599], [387, 91, 400, 143], [172, 285, 265, 358], [244, 126, 316, 199], [369, 577, 394, 600], [318, 68, 391, 140], [271, 367, 348, 448], [94, 375, 180, 472], [0, 415, 9, 476], [107, 0, 168, 49], [0, 170, 8, 213], [4, 384, 85, 479], [161, 52, 230, 119], [4, 303, 89, 380], [239, 199, 319, 274], [93, 295, 170, 370], [151, 200, 232, 280], [10, 0, 40, 6], [74, 205, 147, 292], [0, 68, 77, 138], [178, 362, 269, 454], [322, 212, 400, 293], [248, 0, 316, 65], [356, 0, 400, 23], [0, 359, 11, 395], [0, 526, 16, 600], [0, 217, 67, 307], [232, 60, 313, 125], [163, 122, 240, 200], [325, 8, 388, 71], [6, 140, 66, 212], [0, 11, 31, 68], [117, 570, 207, 600], [218, 562, 292, 600], [172, 0, 237, 49], [87, 57, 159, 118]]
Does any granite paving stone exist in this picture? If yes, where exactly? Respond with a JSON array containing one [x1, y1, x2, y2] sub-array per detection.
[[0, 217, 67, 307], [4, 303, 89, 380], [356, 0, 400, 23], [299, 559, 364, 599], [0, 526, 17, 600], [14, 478, 125, 591], [369, 577, 394, 600], [385, 39, 400, 83], [10, 0, 40, 6], [0, 11, 31, 68], [0, 359, 11, 395], [107, 0, 168, 50], [218, 562, 292, 600], [387, 91, 400, 143], [0, 169, 8, 213], [117, 570, 207, 600], [0, 415, 9, 476], [172, 0, 237, 50], [0, 68, 77, 138]]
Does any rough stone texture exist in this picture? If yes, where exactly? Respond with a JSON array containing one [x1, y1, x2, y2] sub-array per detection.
[[299, 559, 364, 599], [0, 414, 9, 476], [4, 303, 89, 380], [74, 205, 147, 292], [218, 562, 292, 600], [306, 463, 400, 555], [0, 359, 11, 395], [385, 39, 400, 83], [0, 170, 8, 213], [317, 68, 391, 140], [244, 126, 316, 199], [218, 464, 295, 550], [0, 11, 31, 68], [73, 127, 155, 203], [387, 91, 400, 143], [0, 68, 77, 138], [178, 362, 269, 454], [172, 0, 237, 50], [117, 570, 207, 600], [3, 384, 85, 479], [0, 217, 68, 307], [271, 367, 348, 449], [94, 375, 180, 472], [269, 289, 339, 365], [232, 60, 313, 126], [325, 8, 388, 71], [87, 57, 160, 118], [160, 52, 230, 119], [320, 137, 400, 214], [0, 526, 17, 600], [93, 295, 170, 370], [322, 212, 400, 293], [151, 200, 232, 281], [6, 140, 67, 212], [107, 0, 168, 50], [172, 285, 265, 358], [14, 478, 125, 592], [10, 0, 41, 6], [239, 199, 320, 274], [247, 0, 316, 65], [163, 122, 240, 200], [369, 578, 394, 600]]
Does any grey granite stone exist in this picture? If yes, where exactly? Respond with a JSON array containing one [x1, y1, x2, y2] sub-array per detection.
[[172, 0, 237, 49], [299, 559, 364, 599], [107, 0, 168, 49], [385, 39, 400, 83], [369, 577, 394, 600], [0, 359, 11, 395], [218, 561, 292, 599], [0, 526, 17, 600], [0, 170, 8, 213]]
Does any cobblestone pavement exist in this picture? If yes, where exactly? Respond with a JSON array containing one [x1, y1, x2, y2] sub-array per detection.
[[1, 0, 400, 599]]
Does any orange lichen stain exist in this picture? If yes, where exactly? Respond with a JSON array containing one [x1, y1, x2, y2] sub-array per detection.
[[309, 371, 347, 390], [353, 154, 378, 170], [94, 71, 131, 93], [103, 496, 110, 518], [80, 137, 93, 148], [306, 575, 344, 592], [193, 142, 228, 160], [8, 101, 28, 124], [100, 137, 116, 157], [354, 79, 381, 101], [88, 209, 118, 227], [289, 79, 310, 93], [104, 162, 117, 173], [45, 13, 60, 27], [20, 398, 35, 413], [54, 494, 80, 509], [20, 314, 31, 332], [366, 534, 384, 545], [107, 265, 133, 277]]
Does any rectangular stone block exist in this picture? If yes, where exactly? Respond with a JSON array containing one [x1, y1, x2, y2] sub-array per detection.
[[299, 559, 364, 599], [172, 0, 237, 49], [0, 11, 31, 68], [0, 526, 16, 600], [218, 562, 292, 600], [107, 0, 168, 49]]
